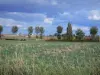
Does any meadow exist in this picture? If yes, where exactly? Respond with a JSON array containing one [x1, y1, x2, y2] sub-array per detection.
[[0, 40, 100, 75]]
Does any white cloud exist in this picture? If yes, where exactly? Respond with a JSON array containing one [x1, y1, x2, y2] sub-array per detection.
[[58, 12, 73, 20], [6, 24, 23, 28], [73, 24, 89, 31], [20, 27, 27, 30], [59, 12, 71, 16], [72, 24, 90, 35], [0, 12, 55, 28], [0, 18, 24, 28], [88, 10, 100, 20], [0, 0, 48, 4], [8, 12, 46, 20], [28, 0, 49, 5], [17, 25, 23, 27], [29, 0, 59, 6], [0, 12, 54, 34], [44, 18, 54, 24], [7, 12, 55, 25], [51, 0, 58, 5]]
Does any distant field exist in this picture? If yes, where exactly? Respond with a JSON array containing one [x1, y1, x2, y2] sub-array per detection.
[[0, 40, 100, 75]]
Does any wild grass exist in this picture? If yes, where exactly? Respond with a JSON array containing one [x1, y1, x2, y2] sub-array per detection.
[[0, 40, 100, 75]]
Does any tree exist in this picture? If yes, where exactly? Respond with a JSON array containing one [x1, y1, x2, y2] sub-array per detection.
[[57, 26, 63, 39], [54, 33, 58, 36], [90, 26, 98, 40], [35, 26, 40, 38], [12, 26, 18, 34], [75, 29, 85, 40], [0, 25, 3, 38], [39, 27, 44, 39], [67, 22, 73, 40], [28, 26, 33, 38], [62, 33, 67, 40]]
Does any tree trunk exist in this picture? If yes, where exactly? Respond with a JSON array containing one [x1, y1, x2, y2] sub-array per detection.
[[36, 34, 38, 38], [0, 32, 1, 39], [57, 34, 61, 40], [28, 34, 31, 38], [92, 35, 95, 41], [40, 34, 42, 39]]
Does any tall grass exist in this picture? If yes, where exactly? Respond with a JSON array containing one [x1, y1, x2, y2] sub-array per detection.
[[0, 40, 100, 75]]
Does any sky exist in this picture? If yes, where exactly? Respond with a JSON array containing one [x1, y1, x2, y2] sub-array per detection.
[[0, 0, 100, 35]]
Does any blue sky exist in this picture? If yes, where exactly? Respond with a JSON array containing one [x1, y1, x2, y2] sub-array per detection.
[[0, 0, 100, 35]]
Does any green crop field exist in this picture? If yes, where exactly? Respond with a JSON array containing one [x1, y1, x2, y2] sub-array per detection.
[[0, 40, 100, 75]]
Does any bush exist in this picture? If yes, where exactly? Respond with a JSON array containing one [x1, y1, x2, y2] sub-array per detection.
[[57, 34, 61, 40]]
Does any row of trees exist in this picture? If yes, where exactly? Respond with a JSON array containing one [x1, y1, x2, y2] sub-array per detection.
[[56, 22, 98, 41], [0, 23, 99, 41], [0, 25, 45, 39]]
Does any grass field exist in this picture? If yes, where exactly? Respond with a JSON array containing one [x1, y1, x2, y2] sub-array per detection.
[[0, 40, 100, 75]]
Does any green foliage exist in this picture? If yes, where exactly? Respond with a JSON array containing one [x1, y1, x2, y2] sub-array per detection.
[[62, 33, 67, 40], [0, 25, 3, 33], [28, 26, 33, 35], [57, 26, 63, 39], [39, 27, 45, 39], [39, 27, 44, 34], [90, 26, 98, 35], [72, 35, 76, 41], [0, 25, 3, 38], [90, 26, 98, 40], [57, 26, 63, 34], [94, 35, 100, 41], [12, 26, 18, 34], [75, 29, 85, 40], [28, 26, 33, 38], [35, 26, 40, 38], [67, 22, 73, 40], [57, 34, 61, 39]]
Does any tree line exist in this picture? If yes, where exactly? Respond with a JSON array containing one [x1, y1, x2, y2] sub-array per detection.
[[56, 22, 99, 41], [0, 25, 45, 39], [0, 23, 99, 41]]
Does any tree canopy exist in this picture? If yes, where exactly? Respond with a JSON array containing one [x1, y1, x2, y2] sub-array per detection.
[[28, 26, 33, 35], [75, 29, 85, 40], [0, 25, 3, 33], [12, 26, 18, 34], [90, 26, 98, 36], [67, 22, 72, 40], [0, 25, 3, 38]]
